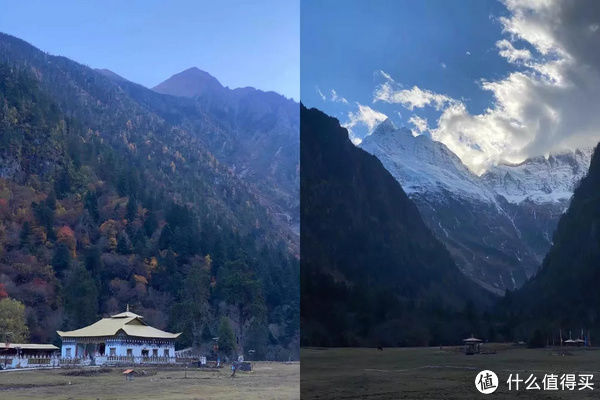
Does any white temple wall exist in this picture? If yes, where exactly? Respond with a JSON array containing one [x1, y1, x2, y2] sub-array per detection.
[[106, 340, 175, 358], [60, 337, 177, 365]]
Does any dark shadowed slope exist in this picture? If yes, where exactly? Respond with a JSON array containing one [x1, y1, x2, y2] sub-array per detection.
[[503, 143, 600, 338], [300, 106, 492, 347]]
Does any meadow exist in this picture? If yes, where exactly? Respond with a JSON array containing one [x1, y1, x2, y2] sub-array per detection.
[[301, 345, 600, 399], [0, 362, 299, 400]]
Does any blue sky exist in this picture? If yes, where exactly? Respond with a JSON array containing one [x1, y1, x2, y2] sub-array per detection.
[[302, 0, 600, 174], [0, 0, 299, 100], [302, 0, 509, 136]]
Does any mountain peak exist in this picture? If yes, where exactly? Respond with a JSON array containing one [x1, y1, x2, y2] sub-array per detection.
[[373, 118, 397, 135], [152, 67, 224, 98]]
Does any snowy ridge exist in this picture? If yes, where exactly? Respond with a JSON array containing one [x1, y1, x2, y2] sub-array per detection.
[[360, 119, 593, 206], [360, 120, 497, 203], [482, 148, 593, 204]]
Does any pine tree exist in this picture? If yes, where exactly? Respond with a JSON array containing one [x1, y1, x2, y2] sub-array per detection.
[[19, 221, 31, 249], [84, 190, 99, 222], [63, 263, 99, 329], [143, 210, 158, 237], [52, 243, 72, 275], [218, 317, 236, 358], [126, 196, 137, 221], [221, 260, 266, 352]]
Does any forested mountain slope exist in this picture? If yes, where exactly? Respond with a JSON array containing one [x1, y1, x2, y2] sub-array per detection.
[[0, 33, 298, 359], [114, 66, 300, 234]]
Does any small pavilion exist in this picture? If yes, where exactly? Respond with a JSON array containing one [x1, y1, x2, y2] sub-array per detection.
[[463, 336, 482, 355]]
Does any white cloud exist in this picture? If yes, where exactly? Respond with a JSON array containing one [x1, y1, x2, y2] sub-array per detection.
[[372, 0, 600, 174], [466, 50, 472, 56], [498, 0, 560, 57], [441, 62, 447, 69], [317, 86, 349, 104], [374, 80, 455, 111], [496, 39, 532, 63], [316, 86, 326, 101], [330, 89, 349, 104], [342, 103, 388, 144], [409, 115, 428, 134], [377, 69, 395, 82]]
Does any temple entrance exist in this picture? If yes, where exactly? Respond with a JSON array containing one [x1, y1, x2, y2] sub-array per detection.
[[83, 343, 106, 364], [84, 343, 96, 362]]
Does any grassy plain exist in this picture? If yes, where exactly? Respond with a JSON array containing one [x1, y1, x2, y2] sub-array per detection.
[[0, 361, 299, 400], [301, 345, 600, 399]]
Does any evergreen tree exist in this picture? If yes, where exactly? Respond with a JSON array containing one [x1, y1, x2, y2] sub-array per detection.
[[33, 195, 55, 239], [126, 196, 137, 221], [221, 260, 266, 351], [84, 245, 104, 291], [52, 243, 71, 275], [84, 190, 99, 222], [143, 210, 158, 237], [184, 259, 211, 345], [54, 168, 72, 198], [19, 221, 31, 249], [116, 234, 131, 254], [244, 320, 269, 360], [217, 317, 236, 358], [63, 263, 99, 329], [45, 191, 57, 211], [158, 224, 174, 250]]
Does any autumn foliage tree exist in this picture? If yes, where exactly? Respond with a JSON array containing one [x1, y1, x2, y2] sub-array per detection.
[[0, 298, 29, 343]]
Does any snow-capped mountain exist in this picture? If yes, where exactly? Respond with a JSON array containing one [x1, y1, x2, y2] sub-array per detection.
[[360, 120, 593, 294], [362, 119, 496, 203], [482, 149, 593, 205]]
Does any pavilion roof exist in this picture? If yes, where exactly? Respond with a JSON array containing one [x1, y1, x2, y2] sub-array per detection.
[[110, 310, 143, 319], [0, 343, 58, 350], [57, 309, 180, 339]]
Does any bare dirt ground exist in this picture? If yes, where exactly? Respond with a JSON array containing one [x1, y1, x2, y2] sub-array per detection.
[[0, 361, 299, 400], [301, 345, 600, 399]]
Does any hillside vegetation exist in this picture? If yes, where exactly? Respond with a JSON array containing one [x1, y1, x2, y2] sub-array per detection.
[[0, 33, 298, 359]]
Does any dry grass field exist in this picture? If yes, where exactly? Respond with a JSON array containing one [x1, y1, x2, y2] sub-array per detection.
[[0, 362, 299, 400], [301, 345, 600, 399]]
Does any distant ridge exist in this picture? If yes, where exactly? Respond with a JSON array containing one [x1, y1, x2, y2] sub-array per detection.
[[95, 68, 127, 82]]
